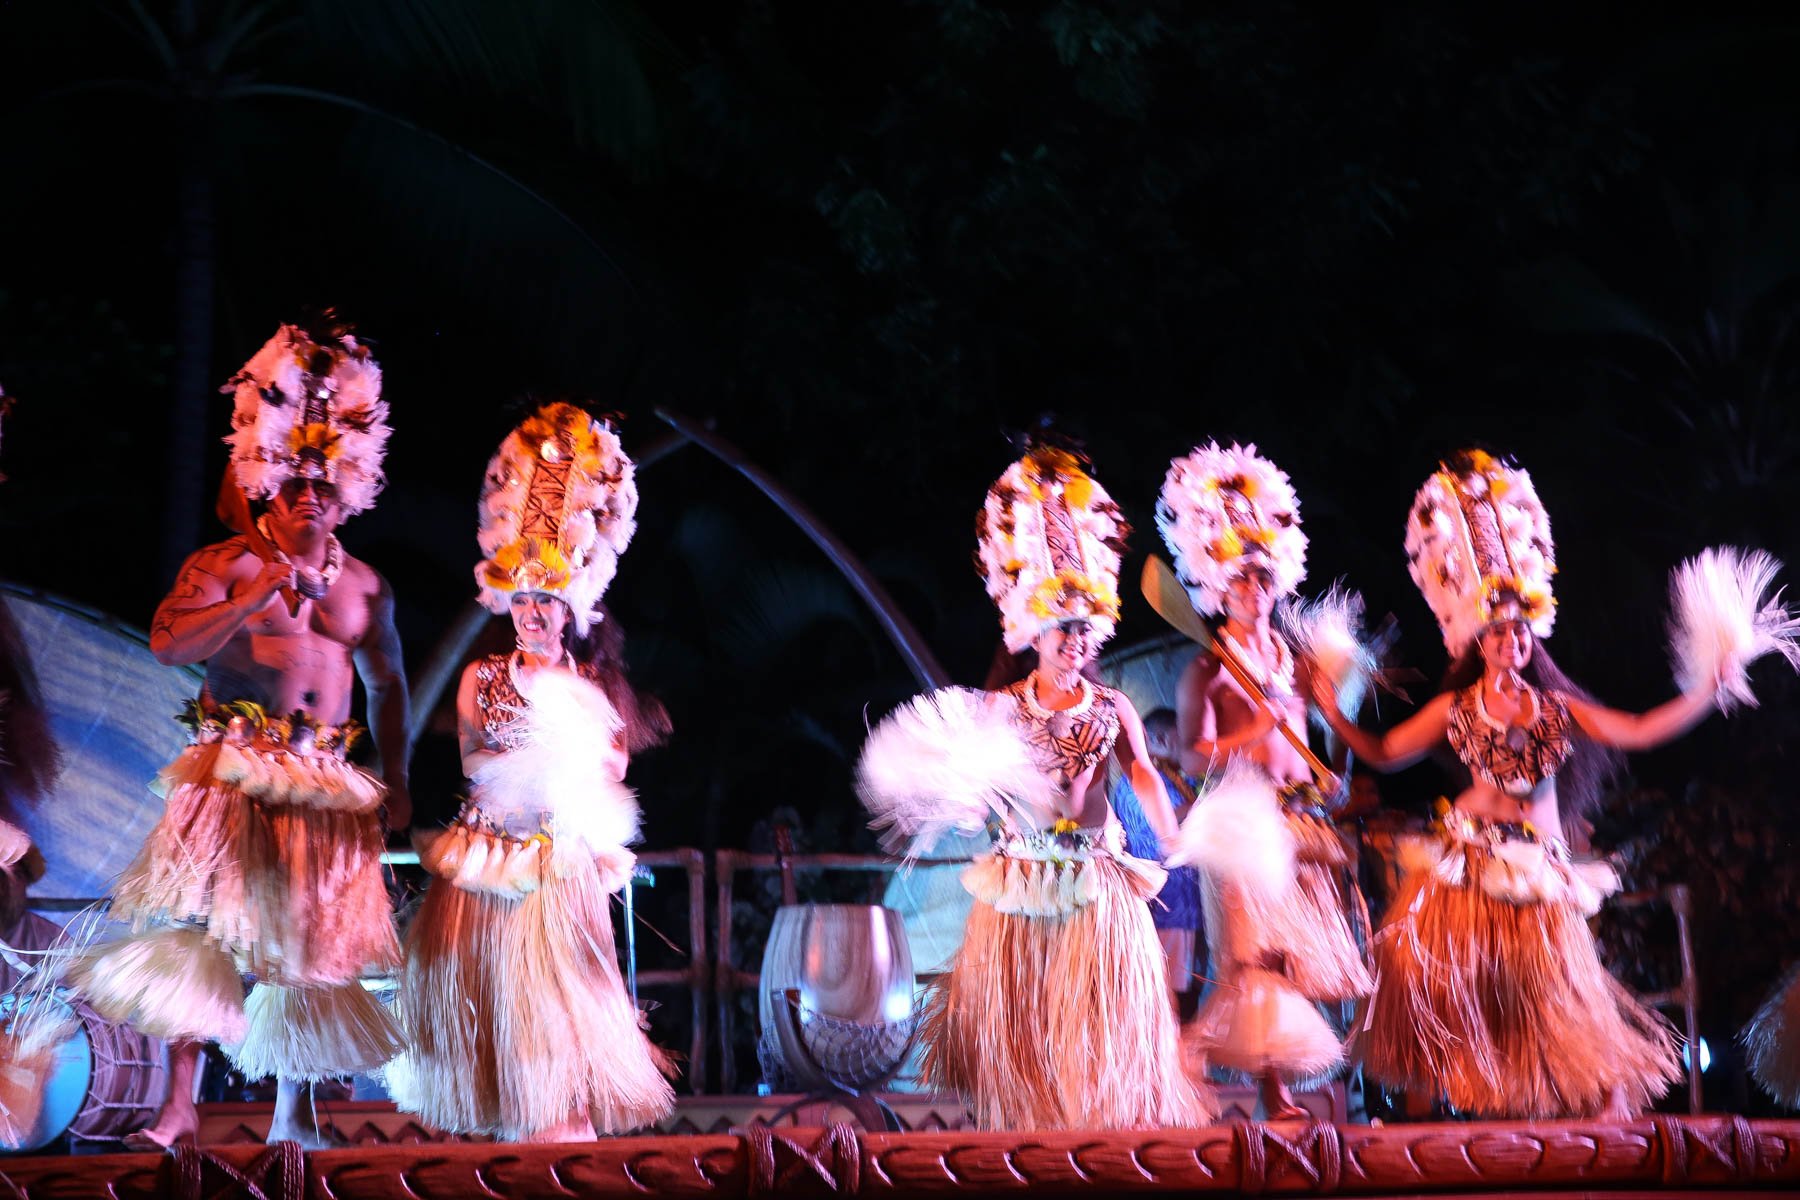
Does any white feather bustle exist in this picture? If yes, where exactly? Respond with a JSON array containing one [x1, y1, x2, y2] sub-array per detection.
[[223, 325, 390, 515], [1169, 766, 1297, 906], [226, 981, 402, 1082], [474, 404, 638, 638], [975, 449, 1129, 653], [1405, 456, 1556, 654], [1157, 442, 1307, 617], [856, 687, 1055, 859], [61, 926, 248, 1045], [464, 669, 640, 884], [1279, 585, 1376, 718], [1667, 546, 1800, 713]]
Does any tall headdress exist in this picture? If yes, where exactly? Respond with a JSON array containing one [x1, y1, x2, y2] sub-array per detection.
[[475, 402, 637, 636], [975, 445, 1129, 653], [223, 319, 389, 514], [1156, 442, 1306, 617], [1405, 449, 1556, 654]]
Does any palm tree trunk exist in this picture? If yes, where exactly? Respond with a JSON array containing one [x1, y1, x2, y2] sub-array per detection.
[[162, 95, 214, 583]]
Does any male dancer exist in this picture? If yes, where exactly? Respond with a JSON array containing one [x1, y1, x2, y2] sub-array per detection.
[[1158, 443, 1371, 1120], [69, 320, 407, 1147]]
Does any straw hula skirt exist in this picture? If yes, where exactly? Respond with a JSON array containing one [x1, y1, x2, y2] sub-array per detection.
[[64, 712, 402, 1080], [385, 809, 675, 1139], [919, 822, 1214, 1130], [1188, 782, 1373, 1086], [1362, 813, 1680, 1118]]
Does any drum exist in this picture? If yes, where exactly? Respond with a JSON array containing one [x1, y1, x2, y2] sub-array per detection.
[[758, 904, 916, 1093], [0, 992, 168, 1152]]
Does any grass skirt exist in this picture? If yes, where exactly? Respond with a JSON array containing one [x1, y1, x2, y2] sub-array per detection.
[[63, 737, 401, 1077], [919, 828, 1214, 1130], [1361, 822, 1680, 1119], [386, 824, 676, 1140], [1745, 962, 1800, 1107], [1187, 785, 1372, 1085]]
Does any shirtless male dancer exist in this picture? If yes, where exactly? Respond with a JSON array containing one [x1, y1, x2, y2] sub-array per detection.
[[68, 321, 407, 1148]]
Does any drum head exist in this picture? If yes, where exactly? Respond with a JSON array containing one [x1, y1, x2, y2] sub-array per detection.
[[0, 993, 90, 1153]]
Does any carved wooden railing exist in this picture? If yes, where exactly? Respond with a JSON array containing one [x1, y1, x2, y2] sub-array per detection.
[[0, 1117, 1795, 1197]]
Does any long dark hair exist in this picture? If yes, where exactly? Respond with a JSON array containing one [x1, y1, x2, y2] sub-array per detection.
[[566, 602, 672, 754], [1442, 639, 1622, 842]]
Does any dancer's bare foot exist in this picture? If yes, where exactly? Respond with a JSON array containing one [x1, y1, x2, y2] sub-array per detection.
[[1258, 1071, 1308, 1121], [524, 1113, 596, 1143], [1601, 1084, 1635, 1123], [125, 1040, 203, 1151], [121, 1115, 198, 1152], [267, 1077, 344, 1149]]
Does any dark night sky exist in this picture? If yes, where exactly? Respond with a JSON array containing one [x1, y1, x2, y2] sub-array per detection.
[[4, 8, 1800, 1049]]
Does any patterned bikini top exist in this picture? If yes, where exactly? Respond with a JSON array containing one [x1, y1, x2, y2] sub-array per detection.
[[1001, 677, 1123, 792], [1445, 682, 1575, 797], [472, 653, 603, 751]]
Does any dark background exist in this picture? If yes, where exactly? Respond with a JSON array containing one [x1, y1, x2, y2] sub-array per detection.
[[3, 1, 1799, 1104]]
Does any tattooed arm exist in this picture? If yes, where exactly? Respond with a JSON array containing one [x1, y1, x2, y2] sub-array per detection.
[[149, 541, 291, 666]]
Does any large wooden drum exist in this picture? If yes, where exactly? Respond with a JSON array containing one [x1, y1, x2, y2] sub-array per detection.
[[0, 991, 169, 1152], [758, 904, 916, 1093]]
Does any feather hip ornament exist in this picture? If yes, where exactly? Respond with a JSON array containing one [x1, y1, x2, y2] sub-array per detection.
[[855, 687, 1055, 859], [1668, 546, 1800, 712], [1168, 766, 1296, 906], [1279, 584, 1376, 717], [469, 669, 641, 858]]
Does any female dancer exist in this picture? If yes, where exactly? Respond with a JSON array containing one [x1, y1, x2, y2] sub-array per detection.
[[387, 403, 674, 1141], [1316, 450, 1797, 1119], [858, 443, 1212, 1130]]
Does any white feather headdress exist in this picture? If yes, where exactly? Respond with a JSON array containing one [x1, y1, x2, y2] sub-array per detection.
[[975, 446, 1129, 653], [223, 322, 390, 515], [474, 403, 637, 636], [1156, 442, 1306, 617], [1404, 450, 1556, 655]]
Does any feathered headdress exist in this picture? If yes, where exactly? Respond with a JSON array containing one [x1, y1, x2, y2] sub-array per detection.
[[975, 445, 1129, 653], [1405, 449, 1556, 654], [474, 402, 637, 636], [223, 319, 389, 514], [1156, 442, 1306, 617]]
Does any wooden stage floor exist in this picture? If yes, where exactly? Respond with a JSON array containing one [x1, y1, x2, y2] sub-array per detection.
[[1, 1108, 1796, 1198]]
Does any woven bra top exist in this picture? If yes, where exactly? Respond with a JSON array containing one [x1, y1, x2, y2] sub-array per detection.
[[1001, 677, 1123, 792], [472, 653, 603, 751], [1445, 682, 1575, 797]]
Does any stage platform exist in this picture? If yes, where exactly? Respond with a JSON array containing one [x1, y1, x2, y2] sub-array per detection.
[[1, 1113, 1796, 1197]]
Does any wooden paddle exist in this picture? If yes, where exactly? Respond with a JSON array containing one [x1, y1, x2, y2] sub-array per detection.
[[1139, 554, 1334, 786]]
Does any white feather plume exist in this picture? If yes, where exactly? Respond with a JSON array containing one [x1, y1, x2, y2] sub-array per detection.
[[1157, 442, 1307, 617], [470, 669, 640, 853], [1168, 766, 1296, 903], [223, 325, 391, 514], [856, 687, 1055, 857], [473, 403, 638, 637], [1668, 546, 1800, 713], [974, 450, 1128, 653], [1404, 455, 1555, 654], [1280, 585, 1376, 717]]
